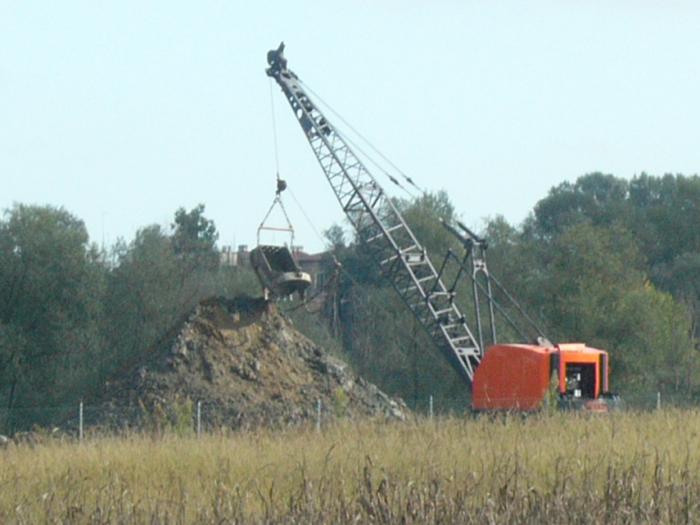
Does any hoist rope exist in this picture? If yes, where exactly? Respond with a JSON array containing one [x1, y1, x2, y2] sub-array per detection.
[[287, 186, 326, 244], [286, 184, 376, 301], [268, 79, 281, 177], [258, 79, 296, 247], [334, 128, 416, 199], [299, 79, 424, 193]]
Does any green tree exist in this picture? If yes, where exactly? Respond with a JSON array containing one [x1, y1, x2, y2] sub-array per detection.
[[0, 205, 105, 431], [615, 285, 698, 393], [515, 222, 697, 392], [102, 225, 184, 376], [171, 204, 219, 271], [533, 172, 629, 238]]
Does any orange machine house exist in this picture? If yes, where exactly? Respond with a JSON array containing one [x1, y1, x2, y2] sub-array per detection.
[[472, 343, 610, 411]]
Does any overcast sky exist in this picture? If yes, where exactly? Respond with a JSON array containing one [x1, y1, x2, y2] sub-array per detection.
[[2, 2, 699, 253]]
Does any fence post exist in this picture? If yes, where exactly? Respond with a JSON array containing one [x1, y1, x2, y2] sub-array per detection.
[[79, 401, 84, 441], [429, 395, 434, 420], [656, 391, 661, 411], [316, 399, 322, 433], [196, 400, 202, 438]]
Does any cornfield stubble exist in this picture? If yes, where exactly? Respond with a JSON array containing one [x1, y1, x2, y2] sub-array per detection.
[[2, 410, 700, 523]]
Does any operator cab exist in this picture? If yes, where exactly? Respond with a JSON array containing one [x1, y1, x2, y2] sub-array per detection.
[[563, 363, 596, 399], [556, 344, 615, 411]]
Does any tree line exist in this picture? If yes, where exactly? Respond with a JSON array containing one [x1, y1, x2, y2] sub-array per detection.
[[1, 172, 699, 431]]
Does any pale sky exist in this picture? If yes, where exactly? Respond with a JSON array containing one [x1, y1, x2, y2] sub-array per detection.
[[2, 2, 699, 253]]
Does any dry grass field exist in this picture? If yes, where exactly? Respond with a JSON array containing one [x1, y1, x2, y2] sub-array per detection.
[[2, 410, 700, 524]]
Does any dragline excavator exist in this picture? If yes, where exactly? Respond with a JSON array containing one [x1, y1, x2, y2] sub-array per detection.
[[266, 43, 618, 412]]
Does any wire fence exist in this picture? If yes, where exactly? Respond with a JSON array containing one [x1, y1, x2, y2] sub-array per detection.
[[2, 390, 700, 440], [0, 399, 331, 439], [418, 391, 700, 414]]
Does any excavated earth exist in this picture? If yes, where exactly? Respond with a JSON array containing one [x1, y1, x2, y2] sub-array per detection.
[[94, 296, 407, 431]]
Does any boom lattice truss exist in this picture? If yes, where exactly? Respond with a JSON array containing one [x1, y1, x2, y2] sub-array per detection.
[[266, 43, 482, 383]]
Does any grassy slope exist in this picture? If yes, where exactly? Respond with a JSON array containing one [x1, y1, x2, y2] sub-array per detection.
[[2, 411, 700, 523]]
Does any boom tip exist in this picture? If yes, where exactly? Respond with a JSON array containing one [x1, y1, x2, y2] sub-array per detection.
[[266, 42, 288, 76]]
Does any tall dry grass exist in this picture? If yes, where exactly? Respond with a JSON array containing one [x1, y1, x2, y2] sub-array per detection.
[[2, 410, 700, 523]]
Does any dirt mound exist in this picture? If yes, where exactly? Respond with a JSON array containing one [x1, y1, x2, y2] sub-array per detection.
[[95, 297, 407, 430]]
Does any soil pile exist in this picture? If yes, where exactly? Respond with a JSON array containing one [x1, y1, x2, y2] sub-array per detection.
[[95, 297, 407, 430]]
